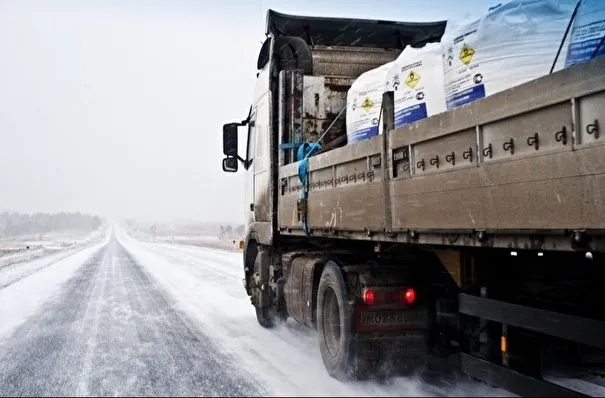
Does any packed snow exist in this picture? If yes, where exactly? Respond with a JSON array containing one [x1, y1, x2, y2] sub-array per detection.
[[0, 229, 111, 342], [116, 227, 514, 397], [0, 224, 523, 396], [0, 231, 259, 396]]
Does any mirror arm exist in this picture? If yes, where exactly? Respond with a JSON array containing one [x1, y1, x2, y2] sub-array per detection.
[[242, 157, 253, 170], [243, 106, 252, 125], [235, 155, 253, 170], [236, 117, 250, 167]]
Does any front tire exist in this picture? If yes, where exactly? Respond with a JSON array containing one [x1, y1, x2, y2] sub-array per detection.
[[255, 305, 275, 328], [317, 261, 355, 380], [251, 248, 287, 329]]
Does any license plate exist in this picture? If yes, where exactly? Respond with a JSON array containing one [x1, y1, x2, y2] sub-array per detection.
[[361, 310, 425, 327]]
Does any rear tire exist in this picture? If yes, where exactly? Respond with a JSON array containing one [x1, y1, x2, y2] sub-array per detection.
[[317, 261, 356, 380]]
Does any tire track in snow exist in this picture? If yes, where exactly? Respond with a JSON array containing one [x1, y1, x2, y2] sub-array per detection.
[[0, 237, 263, 397]]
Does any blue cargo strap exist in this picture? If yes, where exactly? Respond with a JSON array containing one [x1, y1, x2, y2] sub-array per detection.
[[279, 107, 344, 237], [297, 142, 321, 236], [277, 141, 321, 236]]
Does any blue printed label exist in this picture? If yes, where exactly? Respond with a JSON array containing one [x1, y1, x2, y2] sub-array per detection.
[[348, 126, 379, 143], [446, 84, 486, 109], [394, 103, 428, 128], [565, 37, 605, 66]]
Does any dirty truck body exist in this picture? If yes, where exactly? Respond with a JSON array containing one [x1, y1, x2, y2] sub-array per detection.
[[221, 10, 605, 396]]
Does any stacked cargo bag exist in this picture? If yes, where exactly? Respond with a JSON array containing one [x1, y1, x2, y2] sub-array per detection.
[[565, 0, 605, 67], [346, 61, 394, 144], [441, 0, 578, 110], [386, 42, 447, 128]]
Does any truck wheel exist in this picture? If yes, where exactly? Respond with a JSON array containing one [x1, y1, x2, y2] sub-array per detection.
[[255, 304, 275, 328], [251, 250, 287, 329], [317, 261, 355, 380]]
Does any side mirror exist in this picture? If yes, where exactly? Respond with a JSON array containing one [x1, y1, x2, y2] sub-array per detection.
[[222, 156, 238, 173], [223, 123, 239, 157]]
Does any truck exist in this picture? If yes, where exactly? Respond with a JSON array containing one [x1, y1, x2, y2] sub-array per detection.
[[220, 9, 605, 397]]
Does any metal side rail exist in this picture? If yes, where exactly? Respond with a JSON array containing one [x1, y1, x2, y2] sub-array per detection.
[[459, 294, 605, 349], [461, 354, 590, 397], [459, 293, 605, 397]]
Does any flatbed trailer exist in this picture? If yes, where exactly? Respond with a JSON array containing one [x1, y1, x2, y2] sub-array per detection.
[[220, 9, 605, 397]]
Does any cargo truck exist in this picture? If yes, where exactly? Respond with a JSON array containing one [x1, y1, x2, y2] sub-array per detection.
[[220, 9, 605, 396]]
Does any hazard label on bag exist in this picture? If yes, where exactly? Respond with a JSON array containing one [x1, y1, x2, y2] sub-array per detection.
[[459, 44, 475, 65], [405, 71, 421, 89], [361, 97, 374, 112]]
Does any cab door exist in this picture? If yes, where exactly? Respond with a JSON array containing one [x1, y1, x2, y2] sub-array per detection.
[[251, 93, 271, 223], [244, 107, 257, 225], [244, 65, 271, 229]]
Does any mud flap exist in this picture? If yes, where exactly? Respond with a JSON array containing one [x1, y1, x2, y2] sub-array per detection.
[[354, 332, 430, 379]]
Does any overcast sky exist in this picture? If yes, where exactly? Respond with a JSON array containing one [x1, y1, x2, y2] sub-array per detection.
[[0, 0, 496, 224]]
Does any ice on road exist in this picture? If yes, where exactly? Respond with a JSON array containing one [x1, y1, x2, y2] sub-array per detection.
[[0, 227, 512, 397], [0, 235, 261, 397]]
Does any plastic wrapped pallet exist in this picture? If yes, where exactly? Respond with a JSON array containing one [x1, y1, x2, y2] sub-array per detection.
[[386, 43, 447, 128], [441, 0, 578, 110], [346, 61, 394, 144], [565, 0, 605, 67]]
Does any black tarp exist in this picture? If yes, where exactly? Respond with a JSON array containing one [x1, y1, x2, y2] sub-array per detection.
[[265, 9, 447, 50]]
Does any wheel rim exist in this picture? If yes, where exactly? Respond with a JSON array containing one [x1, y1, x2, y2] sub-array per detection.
[[323, 286, 341, 357]]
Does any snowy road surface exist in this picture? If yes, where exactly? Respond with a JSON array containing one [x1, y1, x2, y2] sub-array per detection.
[[0, 235, 259, 396], [0, 227, 513, 397]]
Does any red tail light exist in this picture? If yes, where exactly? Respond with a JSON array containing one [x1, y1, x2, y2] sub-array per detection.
[[363, 289, 376, 305], [403, 288, 416, 304]]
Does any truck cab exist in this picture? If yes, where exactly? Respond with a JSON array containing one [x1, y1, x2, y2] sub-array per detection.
[[222, 49, 272, 232], [221, 9, 446, 248]]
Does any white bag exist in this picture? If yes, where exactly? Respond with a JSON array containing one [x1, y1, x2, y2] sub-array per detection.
[[346, 61, 394, 144], [565, 0, 605, 67], [441, 0, 578, 110], [386, 42, 447, 128]]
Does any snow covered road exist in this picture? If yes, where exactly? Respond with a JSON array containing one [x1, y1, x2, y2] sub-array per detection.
[[0, 227, 513, 396], [116, 230, 511, 397], [0, 233, 261, 396]]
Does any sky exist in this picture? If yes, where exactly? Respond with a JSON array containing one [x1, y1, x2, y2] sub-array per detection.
[[0, 0, 499, 224]]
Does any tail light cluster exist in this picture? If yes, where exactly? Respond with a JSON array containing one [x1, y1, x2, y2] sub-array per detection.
[[362, 287, 416, 305]]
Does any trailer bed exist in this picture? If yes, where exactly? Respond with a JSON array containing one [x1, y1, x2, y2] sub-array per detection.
[[278, 56, 605, 252]]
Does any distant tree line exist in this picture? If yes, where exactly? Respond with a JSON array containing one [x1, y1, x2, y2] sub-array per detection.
[[123, 218, 244, 240], [0, 211, 103, 237], [219, 224, 244, 240]]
